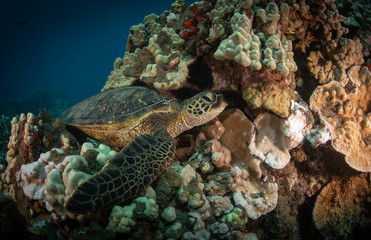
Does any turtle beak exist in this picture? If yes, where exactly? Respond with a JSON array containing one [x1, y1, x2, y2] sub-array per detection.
[[212, 93, 228, 110]]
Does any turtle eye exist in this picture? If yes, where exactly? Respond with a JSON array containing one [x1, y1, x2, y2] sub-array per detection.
[[201, 92, 215, 103], [201, 96, 211, 102]]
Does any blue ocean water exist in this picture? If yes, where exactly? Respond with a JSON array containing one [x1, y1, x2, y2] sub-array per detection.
[[0, 0, 195, 117]]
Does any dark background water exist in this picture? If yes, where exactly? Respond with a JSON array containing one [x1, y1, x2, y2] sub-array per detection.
[[0, 0, 195, 117]]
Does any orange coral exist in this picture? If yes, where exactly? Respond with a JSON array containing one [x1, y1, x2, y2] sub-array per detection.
[[34, 199, 47, 213], [180, 19, 199, 40], [190, 5, 199, 16]]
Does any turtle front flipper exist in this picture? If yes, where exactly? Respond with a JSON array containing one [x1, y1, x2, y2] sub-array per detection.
[[65, 130, 175, 213]]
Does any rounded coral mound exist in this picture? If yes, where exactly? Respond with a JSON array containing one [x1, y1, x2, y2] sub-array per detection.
[[313, 174, 371, 238]]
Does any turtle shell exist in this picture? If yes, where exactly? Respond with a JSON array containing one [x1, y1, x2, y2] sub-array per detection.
[[60, 86, 176, 147]]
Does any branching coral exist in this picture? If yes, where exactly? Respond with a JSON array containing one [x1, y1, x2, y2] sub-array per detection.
[[103, 23, 195, 91], [214, 12, 262, 70], [18, 148, 65, 208], [208, 0, 240, 21], [45, 142, 117, 220], [103, 1, 206, 92], [255, 2, 281, 35], [262, 34, 297, 76], [140, 27, 192, 90], [207, 18, 227, 43], [1, 111, 78, 200], [285, 0, 349, 50], [7, 113, 42, 185], [46, 155, 92, 220]]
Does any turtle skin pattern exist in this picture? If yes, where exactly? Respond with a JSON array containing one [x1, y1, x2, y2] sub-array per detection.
[[65, 130, 175, 213]]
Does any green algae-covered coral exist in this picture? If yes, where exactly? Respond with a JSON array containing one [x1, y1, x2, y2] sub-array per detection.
[[221, 207, 248, 227]]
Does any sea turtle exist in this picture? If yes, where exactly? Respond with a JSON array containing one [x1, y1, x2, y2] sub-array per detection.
[[60, 86, 227, 213]]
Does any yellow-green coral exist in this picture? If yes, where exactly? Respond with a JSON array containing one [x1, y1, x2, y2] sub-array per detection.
[[243, 81, 293, 118], [221, 207, 248, 227]]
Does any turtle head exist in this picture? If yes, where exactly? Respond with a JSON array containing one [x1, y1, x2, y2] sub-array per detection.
[[180, 90, 227, 128]]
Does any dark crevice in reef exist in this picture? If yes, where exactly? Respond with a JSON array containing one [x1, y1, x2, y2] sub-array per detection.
[[297, 194, 323, 240], [187, 57, 214, 90], [171, 87, 199, 101], [172, 56, 214, 100], [293, 50, 318, 104], [219, 90, 247, 111]]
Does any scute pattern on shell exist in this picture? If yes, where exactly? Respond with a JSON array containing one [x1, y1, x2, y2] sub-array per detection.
[[65, 132, 175, 213], [61, 86, 172, 126]]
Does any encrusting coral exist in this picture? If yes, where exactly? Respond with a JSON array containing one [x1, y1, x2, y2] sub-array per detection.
[[307, 38, 364, 86], [309, 67, 371, 172], [313, 173, 371, 238], [249, 101, 313, 169], [195, 109, 279, 220]]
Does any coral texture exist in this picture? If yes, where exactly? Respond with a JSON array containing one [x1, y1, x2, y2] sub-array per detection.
[[307, 38, 364, 86], [249, 101, 313, 169], [313, 173, 371, 238], [310, 68, 371, 172], [214, 12, 262, 70], [0, 115, 11, 166], [1, 111, 78, 200]]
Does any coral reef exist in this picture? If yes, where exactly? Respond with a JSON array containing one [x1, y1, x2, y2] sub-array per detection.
[[1, 0, 371, 239], [249, 101, 313, 169], [309, 68, 371, 172], [102, 10, 197, 92], [107, 196, 158, 233], [214, 12, 262, 70], [102, 0, 302, 117], [307, 38, 364, 86], [193, 109, 279, 220], [0, 115, 11, 166], [1, 111, 79, 201], [313, 173, 371, 239]]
